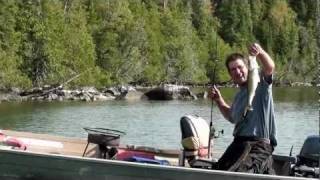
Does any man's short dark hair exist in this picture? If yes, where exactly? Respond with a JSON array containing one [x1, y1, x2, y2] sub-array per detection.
[[225, 53, 248, 72]]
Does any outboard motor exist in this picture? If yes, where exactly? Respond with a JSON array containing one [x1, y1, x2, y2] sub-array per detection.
[[291, 135, 320, 178], [179, 115, 217, 168]]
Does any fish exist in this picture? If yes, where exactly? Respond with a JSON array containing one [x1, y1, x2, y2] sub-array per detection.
[[243, 55, 260, 117]]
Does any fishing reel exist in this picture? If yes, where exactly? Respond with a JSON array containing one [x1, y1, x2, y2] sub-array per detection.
[[209, 126, 224, 139]]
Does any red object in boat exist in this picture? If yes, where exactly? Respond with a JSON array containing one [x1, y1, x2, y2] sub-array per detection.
[[0, 131, 27, 150], [116, 148, 155, 160]]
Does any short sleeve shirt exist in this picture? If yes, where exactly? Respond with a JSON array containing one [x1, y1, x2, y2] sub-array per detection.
[[229, 74, 277, 145]]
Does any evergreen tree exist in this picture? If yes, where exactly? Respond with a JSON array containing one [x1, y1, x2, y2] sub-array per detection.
[[289, 0, 317, 83], [130, 0, 166, 85], [58, 0, 98, 87], [267, 0, 299, 83], [160, 3, 207, 84], [216, 0, 254, 50], [190, 0, 231, 83], [83, 0, 113, 87], [94, 1, 147, 85], [0, 1, 30, 88], [16, 0, 48, 87], [16, 0, 100, 88], [0, 0, 315, 88]]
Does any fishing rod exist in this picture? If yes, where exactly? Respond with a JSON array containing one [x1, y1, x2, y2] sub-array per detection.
[[207, 67, 217, 159], [208, 33, 218, 159]]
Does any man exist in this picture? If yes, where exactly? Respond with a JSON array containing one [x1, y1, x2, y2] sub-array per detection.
[[210, 43, 276, 174]]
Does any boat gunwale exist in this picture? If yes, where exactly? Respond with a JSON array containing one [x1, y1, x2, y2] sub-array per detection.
[[0, 148, 315, 180]]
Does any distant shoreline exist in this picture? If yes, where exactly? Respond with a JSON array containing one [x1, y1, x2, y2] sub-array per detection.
[[0, 83, 316, 103]]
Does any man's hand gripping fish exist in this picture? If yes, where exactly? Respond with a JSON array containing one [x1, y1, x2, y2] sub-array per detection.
[[243, 55, 260, 117]]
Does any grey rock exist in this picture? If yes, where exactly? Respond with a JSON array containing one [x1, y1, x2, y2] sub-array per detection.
[[144, 84, 197, 100]]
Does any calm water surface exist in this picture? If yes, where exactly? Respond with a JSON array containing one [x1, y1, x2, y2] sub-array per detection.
[[0, 87, 317, 156]]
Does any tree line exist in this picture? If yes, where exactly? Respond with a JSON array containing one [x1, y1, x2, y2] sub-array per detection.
[[0, 0, 318, 89]]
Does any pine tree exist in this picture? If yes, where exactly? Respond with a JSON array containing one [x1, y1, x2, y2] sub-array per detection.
[[216, 0, 254, 50], [190, 0, 231, 83], [0, 1, 30, 89], [130, 0, 166, 85], [16, 0, 48, 87], [59, 0, 98, 87], [94, 0, 148, 85], [267, 0, 299, 83], [160, 3, 207, 84]]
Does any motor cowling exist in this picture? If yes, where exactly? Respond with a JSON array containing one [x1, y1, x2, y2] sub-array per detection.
[[180, 115, 211, 163], [291, 135, 320, 178]]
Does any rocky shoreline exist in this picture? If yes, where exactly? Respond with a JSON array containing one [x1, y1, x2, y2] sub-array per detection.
[[0, 82, 316, 103], [0, 84, 198, 103]]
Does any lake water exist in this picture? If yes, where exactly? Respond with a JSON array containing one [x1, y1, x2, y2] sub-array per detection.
[[0, 87, 317, 157]]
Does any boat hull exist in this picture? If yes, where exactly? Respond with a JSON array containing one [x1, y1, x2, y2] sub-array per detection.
[[0, 149, 314, 180]]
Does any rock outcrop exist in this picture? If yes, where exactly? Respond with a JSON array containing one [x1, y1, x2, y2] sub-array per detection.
[[144, 84, 197, 100]]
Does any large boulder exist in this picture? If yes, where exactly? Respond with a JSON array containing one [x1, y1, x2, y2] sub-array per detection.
[[144, 84, 197, 100]]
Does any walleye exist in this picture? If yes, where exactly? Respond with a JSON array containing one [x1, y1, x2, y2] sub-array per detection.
[[243, 55, 260, 117]]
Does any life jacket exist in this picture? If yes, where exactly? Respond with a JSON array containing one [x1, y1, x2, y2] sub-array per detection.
[[0, 131, 27, 150]]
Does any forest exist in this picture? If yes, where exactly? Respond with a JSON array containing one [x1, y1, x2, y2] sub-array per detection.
[[0, 0, 318, 89]]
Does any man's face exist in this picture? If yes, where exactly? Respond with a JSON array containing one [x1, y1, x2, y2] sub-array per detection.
[[228, 59, 248, 86]]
